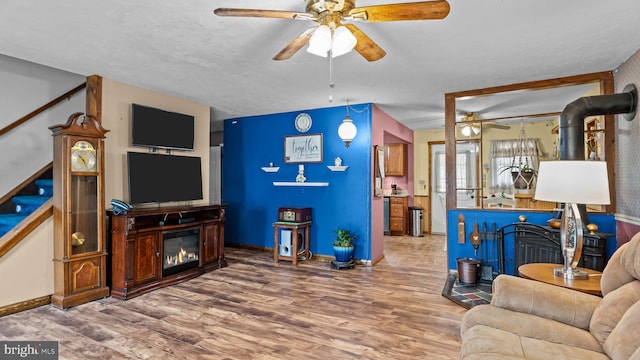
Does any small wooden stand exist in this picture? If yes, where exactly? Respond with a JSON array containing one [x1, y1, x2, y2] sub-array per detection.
[[273, 221, 311, 265]]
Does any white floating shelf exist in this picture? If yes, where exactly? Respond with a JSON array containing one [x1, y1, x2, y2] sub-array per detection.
[[261, 167, 280, 173], [328, 165, 349, 172], [273, 182, 329, 187]]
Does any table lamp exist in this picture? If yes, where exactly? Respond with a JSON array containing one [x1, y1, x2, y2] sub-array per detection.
[[534, 161, 610, 279]]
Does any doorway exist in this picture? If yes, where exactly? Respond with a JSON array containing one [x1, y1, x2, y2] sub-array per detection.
[[430, 142, 479, 234], [431, 144, 446, 234]]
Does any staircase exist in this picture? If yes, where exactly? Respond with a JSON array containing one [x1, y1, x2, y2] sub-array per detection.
[[0, 179, 53, 237]]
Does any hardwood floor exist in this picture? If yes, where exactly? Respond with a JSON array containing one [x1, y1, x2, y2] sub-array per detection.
[[0, 234, 466, 359]]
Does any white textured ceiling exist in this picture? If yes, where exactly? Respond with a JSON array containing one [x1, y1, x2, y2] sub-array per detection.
[[1, 0, 640, 131]]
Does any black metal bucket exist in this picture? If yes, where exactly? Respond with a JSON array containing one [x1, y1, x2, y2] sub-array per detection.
[[457, 257, 481, 285]]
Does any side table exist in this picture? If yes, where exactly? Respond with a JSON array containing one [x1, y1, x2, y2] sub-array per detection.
[[273, 221, 311, 265], [518, 263, 602, 296]]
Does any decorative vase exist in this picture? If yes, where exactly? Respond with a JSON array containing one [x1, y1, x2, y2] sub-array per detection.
[[333, 245, 354, 263]]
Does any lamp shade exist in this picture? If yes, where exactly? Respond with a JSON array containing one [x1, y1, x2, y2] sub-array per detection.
[[338, 116, 357, 147], [307, 25, 332, 57], [534, 161, 610, 204], [331, 26, 356, 57]]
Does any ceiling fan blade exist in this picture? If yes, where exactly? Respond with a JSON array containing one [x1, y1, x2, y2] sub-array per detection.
[[349, 0, 450, 22], [273, 27, 317, 61], [344, 24, 386, 62], [213, 8, 314, 20], [484, 123, 511, 130]]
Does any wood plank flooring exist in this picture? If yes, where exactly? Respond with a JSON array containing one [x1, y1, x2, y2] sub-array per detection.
[[0, 234, 466, 359]]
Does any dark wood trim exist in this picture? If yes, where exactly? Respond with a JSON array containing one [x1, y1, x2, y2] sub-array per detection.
[[0, 200, 53, 258], [0, 83, 86, 137], [86, 75, 102, 122], [446, 71, 613, 99], [0, 295, 51, 318], [0, 162, 52, 206]]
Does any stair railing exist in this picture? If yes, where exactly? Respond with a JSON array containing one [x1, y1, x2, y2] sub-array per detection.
[[0, 82, 86, 258], [0, 82, 86, 137]]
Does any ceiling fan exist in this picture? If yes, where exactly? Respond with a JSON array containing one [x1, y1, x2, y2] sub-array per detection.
[[458, 112, 511, 136], [213, 0, 450, 62]]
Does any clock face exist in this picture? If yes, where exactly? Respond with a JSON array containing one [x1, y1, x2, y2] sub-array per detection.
[[295, 113, 312, 133], [71, 140, 97, 172]]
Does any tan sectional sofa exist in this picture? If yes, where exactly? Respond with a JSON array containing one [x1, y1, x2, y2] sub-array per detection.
[[460, 232, 640, 359]]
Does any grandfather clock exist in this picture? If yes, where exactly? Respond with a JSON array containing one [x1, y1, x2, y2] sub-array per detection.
[[49, 112, 110, 309]]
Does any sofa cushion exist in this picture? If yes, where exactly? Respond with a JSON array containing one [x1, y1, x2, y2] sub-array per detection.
[[461, 325, 610, 360], [590, 281, 640, 346], [601, 240, 635, 296], [490, 275, 600, 330], [603, 300, 640, 360], [462, 304, 603, 353]]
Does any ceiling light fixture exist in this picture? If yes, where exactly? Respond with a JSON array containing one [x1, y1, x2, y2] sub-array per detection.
[[306, 25, 356, 58], [338, 100, 357, 148]]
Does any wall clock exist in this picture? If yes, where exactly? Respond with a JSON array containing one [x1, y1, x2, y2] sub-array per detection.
[[295, 113, 312, 133], [49, 112, 110, 309]]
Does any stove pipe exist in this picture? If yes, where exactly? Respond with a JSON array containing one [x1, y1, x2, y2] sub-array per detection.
[[559, 84, 637, 160], [557, 84, 637, 225]]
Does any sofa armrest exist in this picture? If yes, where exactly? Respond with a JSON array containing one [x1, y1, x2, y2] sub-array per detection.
[[491, 275, 602, 330]]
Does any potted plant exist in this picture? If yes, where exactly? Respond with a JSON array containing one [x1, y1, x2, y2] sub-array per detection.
[[499, 163, 537, 189], [333, 228, 357, 263]]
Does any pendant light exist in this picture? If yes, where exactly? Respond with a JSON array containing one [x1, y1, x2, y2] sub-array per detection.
[[338, 101, 357, 148]]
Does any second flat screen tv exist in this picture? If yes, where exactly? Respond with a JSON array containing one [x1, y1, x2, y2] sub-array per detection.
[[131, 103, 195, 151], [128, 152, 203, 204]]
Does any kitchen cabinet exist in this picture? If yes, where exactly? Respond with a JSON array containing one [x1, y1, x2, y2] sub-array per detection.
[[389, 196, 408, 235], [385, 143, 407, 177]]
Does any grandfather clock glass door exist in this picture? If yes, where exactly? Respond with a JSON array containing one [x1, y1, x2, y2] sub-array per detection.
[[70, 175, 98, 254]]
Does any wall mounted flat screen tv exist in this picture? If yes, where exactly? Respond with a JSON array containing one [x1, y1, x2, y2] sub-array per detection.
[[128, 152, 203, 204], [131, 103, 195, 151]]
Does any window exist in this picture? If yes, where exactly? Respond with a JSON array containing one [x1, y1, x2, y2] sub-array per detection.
[[456, 151, 471, 189], [489, 139, 541, 193]]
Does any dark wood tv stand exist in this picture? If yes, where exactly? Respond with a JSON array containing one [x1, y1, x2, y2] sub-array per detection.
[[107, 204, 227, 300]]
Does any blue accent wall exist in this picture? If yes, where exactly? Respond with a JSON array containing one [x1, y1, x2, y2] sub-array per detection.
[[447, 209, 616, 275], [223, 104, 373, 260]]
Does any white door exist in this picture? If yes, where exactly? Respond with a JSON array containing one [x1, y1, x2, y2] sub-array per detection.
[[431, 144, 447, 234], [430, 143, 480, 235], [455, 142, 479, 208]]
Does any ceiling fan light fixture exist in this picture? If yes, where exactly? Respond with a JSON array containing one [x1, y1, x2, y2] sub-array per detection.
[[331, 25, 356, 57], [307, 25, 332, 57], [461, 125, 472, 137]]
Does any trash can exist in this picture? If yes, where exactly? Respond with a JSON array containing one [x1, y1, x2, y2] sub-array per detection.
[[408, 206, 424, 237]]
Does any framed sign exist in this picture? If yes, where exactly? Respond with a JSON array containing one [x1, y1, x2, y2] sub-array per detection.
[[284, 134, 323, 163]]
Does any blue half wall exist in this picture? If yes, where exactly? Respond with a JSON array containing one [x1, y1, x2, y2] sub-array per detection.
[[447, 209, 616, 276], [223, 104, 373, 260]]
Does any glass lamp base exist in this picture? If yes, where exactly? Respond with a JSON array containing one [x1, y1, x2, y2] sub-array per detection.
[[554, 267, 589, 280]]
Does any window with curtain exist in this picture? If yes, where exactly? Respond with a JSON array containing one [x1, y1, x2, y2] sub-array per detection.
[[489, 138, 541, 193]]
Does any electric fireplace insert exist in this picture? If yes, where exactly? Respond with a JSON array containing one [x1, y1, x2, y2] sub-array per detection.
[[162, 227, 200, 277]]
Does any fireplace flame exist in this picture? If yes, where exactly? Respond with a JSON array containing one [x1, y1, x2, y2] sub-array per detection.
[[165, 247, 198, 267]]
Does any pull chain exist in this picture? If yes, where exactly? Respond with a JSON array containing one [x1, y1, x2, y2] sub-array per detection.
[[328, 48, 334, 102]]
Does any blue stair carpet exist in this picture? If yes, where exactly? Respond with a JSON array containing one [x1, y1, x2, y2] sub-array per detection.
[[0, 178, 53, 237], [35, 179, 53, 197], [0, 214, 28, 237], [12, 195, 48, 214]]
